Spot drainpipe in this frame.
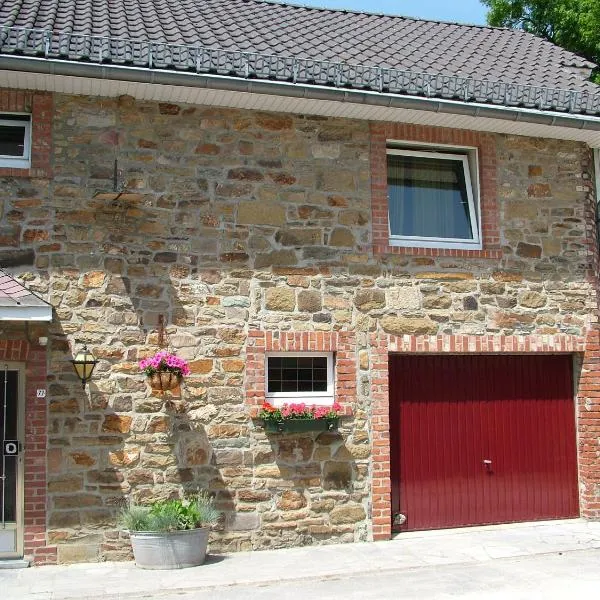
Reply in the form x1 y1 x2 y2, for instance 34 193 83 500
595 149 600 246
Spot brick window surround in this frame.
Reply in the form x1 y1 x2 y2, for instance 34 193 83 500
0 339 56 564
245 330 356 416
0 89 52 178
368 332 594 542
370 122 501 259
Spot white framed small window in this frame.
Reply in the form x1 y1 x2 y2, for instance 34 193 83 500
266 352 335 406
387 146 481 250
0 114 31 169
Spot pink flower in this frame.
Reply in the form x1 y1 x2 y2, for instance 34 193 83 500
139 351 190 377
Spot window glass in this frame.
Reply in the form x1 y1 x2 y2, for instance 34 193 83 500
388 153 473 241
267 356 329 394
0 124 26 157
0 116 31 168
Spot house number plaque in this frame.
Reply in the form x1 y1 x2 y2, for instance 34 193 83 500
3 440 19 456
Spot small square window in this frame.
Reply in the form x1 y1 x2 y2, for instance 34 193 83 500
266 353 334 405
387 147 481 250
0 115 31 169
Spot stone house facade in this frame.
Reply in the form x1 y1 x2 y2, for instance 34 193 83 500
1 1 600 566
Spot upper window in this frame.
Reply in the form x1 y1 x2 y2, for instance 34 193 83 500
266 353 334 406
387 147 481 250
0 114 31 169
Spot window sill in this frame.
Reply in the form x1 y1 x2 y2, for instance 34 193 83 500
373 242 502 259
0 166 49 178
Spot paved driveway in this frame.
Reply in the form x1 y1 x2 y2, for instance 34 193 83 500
1 519 599 599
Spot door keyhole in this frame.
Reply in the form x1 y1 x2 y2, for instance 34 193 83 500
483 459 493 473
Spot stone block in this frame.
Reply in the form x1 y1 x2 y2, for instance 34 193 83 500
298 290 322 312
102 415 132 434
528 183 551 197
276 228 322 246
516 242 542 258
518 291 547 308
329 227 355 247
188 359 213 374
387 288 420 310
228 168 264 181
255 250 298 268
48 475 83 493
82 271 106 288
381 315 437 335
237 202 286 226
265 287 296 311
329 504 366 524
276 438 314 463
108 449 140 467
57 543 100 564
323 461 353 490
354 289 385 311
277 490 307 510
227 512 260 531
423 293 452 309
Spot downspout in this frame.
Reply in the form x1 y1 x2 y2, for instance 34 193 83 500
595 149 600 247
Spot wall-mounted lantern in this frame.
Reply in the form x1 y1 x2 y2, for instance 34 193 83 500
71 344 98 388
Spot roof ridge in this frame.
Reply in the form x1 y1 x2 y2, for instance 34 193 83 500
251 0 507 31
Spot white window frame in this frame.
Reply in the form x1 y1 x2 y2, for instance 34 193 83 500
387 146 482 250
0 115 32 169
265 352 335 406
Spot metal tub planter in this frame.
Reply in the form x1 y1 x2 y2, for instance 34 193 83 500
129 528 210 569
120 494 220 570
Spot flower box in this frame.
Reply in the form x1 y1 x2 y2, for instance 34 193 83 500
262 417 339 434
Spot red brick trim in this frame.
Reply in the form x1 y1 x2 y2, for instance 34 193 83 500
0 89 53 179
245 330 356 416
368 331 589 541
579 328 600 519
0 339 56 564
370 122 500 258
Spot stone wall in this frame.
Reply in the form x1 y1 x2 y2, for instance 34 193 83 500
0 91 597 563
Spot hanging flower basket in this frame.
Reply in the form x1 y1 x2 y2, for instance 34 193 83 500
139 351 190 394
149 371 181 391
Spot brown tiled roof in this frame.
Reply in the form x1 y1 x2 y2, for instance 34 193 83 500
0 0 599 114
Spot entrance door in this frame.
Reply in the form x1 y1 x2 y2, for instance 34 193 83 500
0 369 22 558
390 355 579 532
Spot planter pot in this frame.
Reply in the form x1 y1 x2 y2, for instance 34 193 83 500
148 371 181 392
129 528 209 569
262 417 339 434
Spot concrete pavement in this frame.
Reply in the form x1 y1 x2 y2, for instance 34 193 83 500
2 519 599 599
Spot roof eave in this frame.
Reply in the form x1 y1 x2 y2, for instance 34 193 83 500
0 304 52 321
2 54 600 140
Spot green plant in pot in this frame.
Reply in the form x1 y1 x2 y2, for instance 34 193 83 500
119 493 221 569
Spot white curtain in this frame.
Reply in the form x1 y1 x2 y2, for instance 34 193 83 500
388 155 473 240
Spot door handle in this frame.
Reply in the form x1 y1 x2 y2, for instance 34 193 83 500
483 459 492 465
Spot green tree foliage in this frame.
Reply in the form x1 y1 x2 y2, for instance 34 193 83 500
482 0 600 81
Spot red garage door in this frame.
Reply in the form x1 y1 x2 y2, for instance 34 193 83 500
390 354 579 532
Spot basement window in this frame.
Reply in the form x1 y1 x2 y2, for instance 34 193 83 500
387 147 481 250
266 353 334 406
0 114 31 169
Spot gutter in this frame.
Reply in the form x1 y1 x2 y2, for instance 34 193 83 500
2 54 600 133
